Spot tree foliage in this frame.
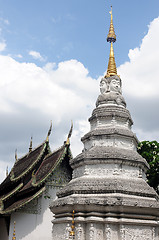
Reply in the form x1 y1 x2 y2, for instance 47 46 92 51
137 141 159 194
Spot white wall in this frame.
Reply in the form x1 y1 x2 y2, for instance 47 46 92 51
9 187 57 240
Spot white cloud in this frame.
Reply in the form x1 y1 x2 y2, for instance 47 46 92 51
0 56 98 183
16 54 23 58
0 17 9 25
118 17 159 99
29 50 45 61
118 17 159 142
0 41 6 52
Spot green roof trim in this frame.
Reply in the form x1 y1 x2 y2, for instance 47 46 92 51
1 183 23 202
1 186 46 215
32 145 68 187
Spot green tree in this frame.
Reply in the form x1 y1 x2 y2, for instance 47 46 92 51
137 141 159 194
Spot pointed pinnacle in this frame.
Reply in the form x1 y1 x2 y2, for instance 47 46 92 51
107 6 116 43
29 136 33 152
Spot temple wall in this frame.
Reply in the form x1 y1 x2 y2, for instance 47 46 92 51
9 187 58 240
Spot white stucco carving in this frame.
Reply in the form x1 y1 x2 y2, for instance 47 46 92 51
124 226 154 240
84 137 136 152
109 78 121 94
105 224 111 240
100 78 108 94
120 225 126 240
89 223 95 240
65 224 71 240
90 115 131 131
99 76 122 95
73 164 140 179
76 223 85 240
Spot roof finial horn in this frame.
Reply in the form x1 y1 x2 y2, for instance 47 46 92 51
29 136 33 152
46 120 52 142
66 120 73 145
15 149 18 162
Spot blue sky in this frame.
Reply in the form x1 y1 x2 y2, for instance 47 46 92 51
0 0 159 183
0 0 158 77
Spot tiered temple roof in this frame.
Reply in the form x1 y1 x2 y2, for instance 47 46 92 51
0 128 73 215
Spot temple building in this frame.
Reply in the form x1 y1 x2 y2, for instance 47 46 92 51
0 124 73 240
50 7 159 240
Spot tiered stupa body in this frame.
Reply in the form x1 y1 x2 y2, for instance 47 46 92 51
50 8 159 240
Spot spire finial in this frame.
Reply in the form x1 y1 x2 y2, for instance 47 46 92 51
107 6 116 43
29 136 33 152
105 6 117 77
12 221 16 240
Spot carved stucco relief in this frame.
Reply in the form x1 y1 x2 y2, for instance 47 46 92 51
73 164 139 179
76 223 85 240
65 223 72 240
105 224 111 240
124 226 154 240
89 223 95 240
120 225 126 240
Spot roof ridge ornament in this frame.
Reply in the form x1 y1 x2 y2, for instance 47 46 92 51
29 136 33 152
105 6 118 78
31 170 37 186
66 121 73 145
46 120 52 142
6 166 8 177
15 149 18 162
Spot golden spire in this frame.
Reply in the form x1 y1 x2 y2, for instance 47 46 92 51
106 42 117 77
29 136 33 152
70 210 75 238
105 6 117 77
12 221 16 240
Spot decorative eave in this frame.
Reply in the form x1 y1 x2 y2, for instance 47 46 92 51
0 183 23 202
0 186 46 215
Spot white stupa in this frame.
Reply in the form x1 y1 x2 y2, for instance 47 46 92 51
50 7 159 240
